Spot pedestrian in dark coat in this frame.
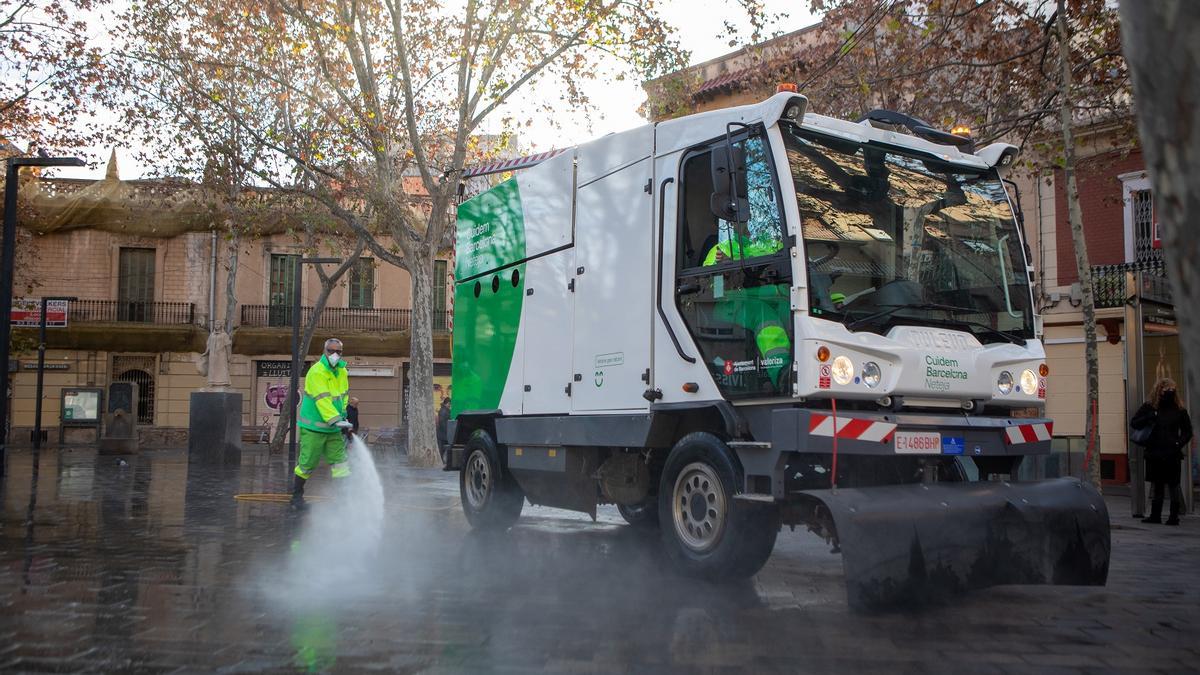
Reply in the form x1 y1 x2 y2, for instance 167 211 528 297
346 396 360 435
436 397 451 460
1130 377 1193 525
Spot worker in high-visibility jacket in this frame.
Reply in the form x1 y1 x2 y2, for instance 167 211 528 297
702 225 791 390
291 338 353 510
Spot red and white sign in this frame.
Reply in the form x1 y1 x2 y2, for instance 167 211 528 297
818 364 832 389
1004 422 1053 445
808 413 896 443
1037 377 1047 400
10 299 68 328
894 430 942 454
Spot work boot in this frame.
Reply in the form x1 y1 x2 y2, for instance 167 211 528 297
1167 499 1182 526
290 475 309 512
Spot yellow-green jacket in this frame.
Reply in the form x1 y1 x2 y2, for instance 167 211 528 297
298 354 349 433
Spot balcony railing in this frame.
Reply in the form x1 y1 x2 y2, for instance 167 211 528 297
66 300 198 325
240 305 451 332
1092 260 1168 309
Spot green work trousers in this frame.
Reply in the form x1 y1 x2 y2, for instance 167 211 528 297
295 428 350 479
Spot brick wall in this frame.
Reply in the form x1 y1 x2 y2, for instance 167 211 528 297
1054 150 1144 285
27 231 119 299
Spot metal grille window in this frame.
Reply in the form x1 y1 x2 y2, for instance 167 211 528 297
113 355 156 425
433 260 447 330
349 258 375 309
269 254 299 326
1132 190 1161 263
118 248 156 322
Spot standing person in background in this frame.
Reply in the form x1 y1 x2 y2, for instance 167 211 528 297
1131 377 1193 525
291 338 353 511
347 397 360 435
437 396 451 462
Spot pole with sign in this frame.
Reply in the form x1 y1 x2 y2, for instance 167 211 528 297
33 297 73 450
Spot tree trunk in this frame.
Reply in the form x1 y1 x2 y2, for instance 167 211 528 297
1119 1 1200 494
1057 3 1102 489
406 251 440 466
223 231 239 331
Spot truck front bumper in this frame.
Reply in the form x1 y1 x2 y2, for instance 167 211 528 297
767 408 1052 457
734 409 1053 499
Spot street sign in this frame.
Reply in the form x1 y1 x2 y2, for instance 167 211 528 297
10 299 68 327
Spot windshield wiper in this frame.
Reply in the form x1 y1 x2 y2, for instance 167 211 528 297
845 303 939 330
846 303 1026 345
927 315 1026 346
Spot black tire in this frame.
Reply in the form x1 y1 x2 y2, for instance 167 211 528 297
459 429 524 530
657 432 779 580
617 497 660 530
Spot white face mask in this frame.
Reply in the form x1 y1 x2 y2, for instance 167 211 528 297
327 353 341 366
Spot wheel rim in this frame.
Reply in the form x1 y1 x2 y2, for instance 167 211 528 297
671 462 726 552
465 450 491 510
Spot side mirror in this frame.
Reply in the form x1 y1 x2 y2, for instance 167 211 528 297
710 144 749 223
1003 178 1025 227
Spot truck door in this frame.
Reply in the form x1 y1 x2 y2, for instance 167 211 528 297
673 131 793 399
571 144 654 412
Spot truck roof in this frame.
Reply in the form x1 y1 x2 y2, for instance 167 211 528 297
462 92 1015 179
655 92 1011 170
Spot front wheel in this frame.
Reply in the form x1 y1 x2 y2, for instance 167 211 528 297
459 430 524 530
617 497 659 529
658 432 778 580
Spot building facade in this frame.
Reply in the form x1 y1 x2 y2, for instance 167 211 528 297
1015 125 1188 492
7 171 453 446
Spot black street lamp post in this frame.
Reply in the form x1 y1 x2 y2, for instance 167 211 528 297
1 156 84 476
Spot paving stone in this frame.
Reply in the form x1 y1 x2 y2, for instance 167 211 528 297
2 446 1198 673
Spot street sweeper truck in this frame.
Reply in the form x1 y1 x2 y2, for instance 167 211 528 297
444 91 1110 608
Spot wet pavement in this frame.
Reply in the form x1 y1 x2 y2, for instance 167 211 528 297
2 445 1199 674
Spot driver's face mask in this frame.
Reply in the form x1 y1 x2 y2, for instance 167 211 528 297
326 347 343 366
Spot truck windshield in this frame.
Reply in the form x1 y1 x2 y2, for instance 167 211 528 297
781 124 1034 343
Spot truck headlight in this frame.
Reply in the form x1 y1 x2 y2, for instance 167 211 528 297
1020 369 1037 395
861 361 881 388
997 370 1014 395
831 355 854 385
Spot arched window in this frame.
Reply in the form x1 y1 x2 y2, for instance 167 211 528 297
115 369 155 425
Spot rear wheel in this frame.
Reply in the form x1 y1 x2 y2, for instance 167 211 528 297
460 430 524 530
658 432 778 580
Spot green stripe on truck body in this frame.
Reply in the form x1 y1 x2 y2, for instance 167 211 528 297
451 179 527 418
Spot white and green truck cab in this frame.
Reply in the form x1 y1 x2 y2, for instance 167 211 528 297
446 92 1109 608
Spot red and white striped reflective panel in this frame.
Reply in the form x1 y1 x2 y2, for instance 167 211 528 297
1004 422 1053 445
809 414 897 443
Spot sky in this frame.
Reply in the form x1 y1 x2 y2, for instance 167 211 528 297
53 0 819 180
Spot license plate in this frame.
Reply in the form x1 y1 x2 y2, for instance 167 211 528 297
893 430 942 454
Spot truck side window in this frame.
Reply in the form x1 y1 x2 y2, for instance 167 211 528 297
675 132 792 399
678 136 784 271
